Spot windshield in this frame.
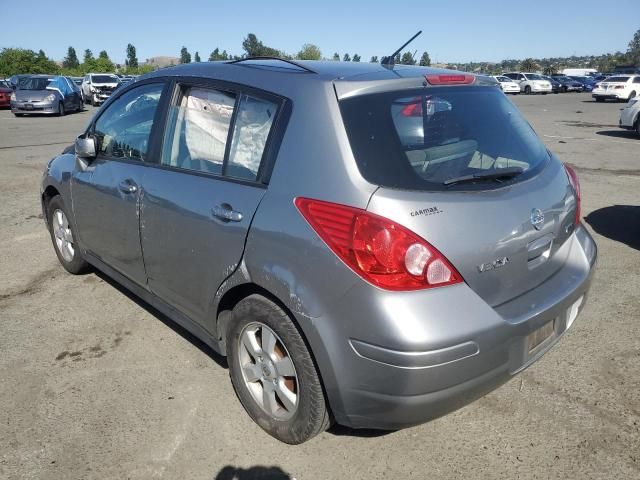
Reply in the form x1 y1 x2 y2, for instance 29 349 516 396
339 87 549 191
0 80 10 89
605 76 630 83
496 76 511 82
527 74 546 80
17 77 54 90
91 75 119 84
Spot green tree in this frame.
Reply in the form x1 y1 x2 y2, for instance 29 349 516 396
83 49 94 64
209 48 222 61
296 43 321 60
332 52 340 61
221 50 230 60
0 48 59 76
370 56 378 63
242 33 282 57
343 53 351 62
394 53 401 65
180 46 191 64
627 28 640 65
520 58 538 72
194 51 201 62
94 50 115 71
352 53 361 62
63 47 79 69
126 43 138 68
419 51 431 66
542 65 558 75
400 52 416 65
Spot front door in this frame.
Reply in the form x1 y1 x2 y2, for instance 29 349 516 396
71 82 166 286
140 84 281 326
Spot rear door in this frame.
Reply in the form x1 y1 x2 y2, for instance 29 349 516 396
140 80 283 325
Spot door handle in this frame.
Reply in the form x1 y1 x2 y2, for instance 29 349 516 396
212 204 243 222
118 179 138 194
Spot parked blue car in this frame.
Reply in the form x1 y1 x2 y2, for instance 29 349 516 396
568 76 596 92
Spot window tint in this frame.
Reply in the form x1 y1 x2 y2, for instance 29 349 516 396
94 82 163 161
227 94 277 181
340 87 549 191
607 76 630 83
162 87 236 175
633 77 640 84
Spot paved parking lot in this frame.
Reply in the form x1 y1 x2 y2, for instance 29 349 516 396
0 93 639 480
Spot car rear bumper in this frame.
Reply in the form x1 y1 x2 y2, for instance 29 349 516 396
592 92 624 99
304 225 597 430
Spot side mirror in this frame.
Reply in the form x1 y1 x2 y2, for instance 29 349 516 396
75 135 96 159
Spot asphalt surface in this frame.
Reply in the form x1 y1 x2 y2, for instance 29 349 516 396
0 93 639 480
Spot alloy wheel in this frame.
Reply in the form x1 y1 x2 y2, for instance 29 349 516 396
52 209 74 262
238 322 299 420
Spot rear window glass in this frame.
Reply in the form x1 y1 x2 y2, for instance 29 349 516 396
605 76 630 83
339 87 549 191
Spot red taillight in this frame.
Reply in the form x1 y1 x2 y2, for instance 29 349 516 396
400 98 422 117
425 74 475 85
294 197 462 291
564 164 581 225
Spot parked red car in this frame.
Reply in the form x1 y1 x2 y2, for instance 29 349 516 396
0 80 12 108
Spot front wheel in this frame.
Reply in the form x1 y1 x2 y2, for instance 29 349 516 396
91 95 98 107
47 196 89 274
57 102 65 116
595 97 605 103
524 85 532 95
226 294 330 444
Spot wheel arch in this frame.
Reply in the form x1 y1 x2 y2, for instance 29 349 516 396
41 185 61 224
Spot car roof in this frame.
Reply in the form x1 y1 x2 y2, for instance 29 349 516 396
141 59 480 100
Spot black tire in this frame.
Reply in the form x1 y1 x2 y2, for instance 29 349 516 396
636 118 640 138
57 102 65 117
562 86 568 93
226 294 330 444
595 97 605 103
91 95 97 107
524 85 532 95
13 113 24 117
47 196 89 274
629 91 637 101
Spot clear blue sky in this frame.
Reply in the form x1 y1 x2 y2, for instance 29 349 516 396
1 0 638 64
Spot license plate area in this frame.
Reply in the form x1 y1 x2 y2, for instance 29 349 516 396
24 103 34 110
527 320 555 354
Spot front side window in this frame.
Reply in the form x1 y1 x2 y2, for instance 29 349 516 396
93 83 163 161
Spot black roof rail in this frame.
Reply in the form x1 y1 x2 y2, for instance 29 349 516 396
227 56 317 74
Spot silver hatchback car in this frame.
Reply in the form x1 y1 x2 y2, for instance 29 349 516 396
41 59 597 444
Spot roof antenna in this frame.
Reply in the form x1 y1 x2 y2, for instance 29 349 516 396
381 30 422 69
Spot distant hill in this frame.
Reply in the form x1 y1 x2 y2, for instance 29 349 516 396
144 56 180 68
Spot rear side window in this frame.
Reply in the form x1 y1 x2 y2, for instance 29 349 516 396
227 94 277 181
339 87 550 191
162 87 236 175
162 86 278 181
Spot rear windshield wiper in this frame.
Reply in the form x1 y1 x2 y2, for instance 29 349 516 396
443 167 524 186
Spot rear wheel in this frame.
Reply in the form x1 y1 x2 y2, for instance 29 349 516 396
524 85 532 95
636 118 640 137
629 91 637 101
226 294 330 444
47 196 89 274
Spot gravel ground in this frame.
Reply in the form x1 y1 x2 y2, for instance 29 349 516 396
0 92 638 480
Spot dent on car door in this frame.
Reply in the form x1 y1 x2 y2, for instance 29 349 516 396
71 82 166 285
140 84 281 329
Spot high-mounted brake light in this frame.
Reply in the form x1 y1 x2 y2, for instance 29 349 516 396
294 198 462 291
564 164 581 225
425 74 475 85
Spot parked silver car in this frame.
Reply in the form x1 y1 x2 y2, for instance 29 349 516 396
41 59 597 444
11 75 83 116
